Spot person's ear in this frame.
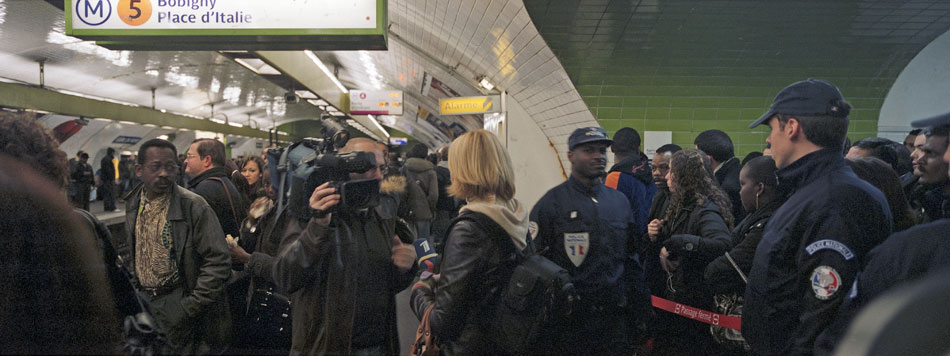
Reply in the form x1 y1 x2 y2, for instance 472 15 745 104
135 164 143 178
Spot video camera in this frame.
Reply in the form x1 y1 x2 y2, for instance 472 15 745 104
284 129 381 219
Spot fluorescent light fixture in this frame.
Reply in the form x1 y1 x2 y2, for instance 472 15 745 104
304 50 347 93
93 117 112 122
367 115 390 138
228 122 243 127
478 76 495 91
119 120 136 125
219 50 248 54
210 118 226 124
234 58 282 75
157 135 169 140
161 125 175 129
143 123 157 127
295 90 318 99
307 99 329 107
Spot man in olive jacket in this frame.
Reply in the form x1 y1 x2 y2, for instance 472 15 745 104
124 139 232 354
272 138 417 355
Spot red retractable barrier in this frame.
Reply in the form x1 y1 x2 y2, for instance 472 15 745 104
651 296 742 331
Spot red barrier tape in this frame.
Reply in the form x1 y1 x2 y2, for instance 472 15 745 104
651 296 742 331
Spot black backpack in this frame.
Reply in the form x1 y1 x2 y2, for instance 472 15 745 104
450 212 577 353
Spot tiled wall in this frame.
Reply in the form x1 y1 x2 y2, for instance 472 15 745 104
525 0 950 157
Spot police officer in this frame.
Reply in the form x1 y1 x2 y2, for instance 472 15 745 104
743 79 892 355
813 112 950 355
530 127 646 355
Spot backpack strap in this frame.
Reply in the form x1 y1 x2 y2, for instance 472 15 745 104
207 177 239 229
275 145 292 211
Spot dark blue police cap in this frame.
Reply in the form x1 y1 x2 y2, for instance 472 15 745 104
568 127 612 150
910 112 950 129
749 79 848 128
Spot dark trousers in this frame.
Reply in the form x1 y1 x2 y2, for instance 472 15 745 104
541 305 630 355
146 286 231 355
101 181 116 211
74 184 91 211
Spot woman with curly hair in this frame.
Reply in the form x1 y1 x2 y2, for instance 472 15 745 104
647 148 734 355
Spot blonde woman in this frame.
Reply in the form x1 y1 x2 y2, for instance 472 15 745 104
410 130 528 355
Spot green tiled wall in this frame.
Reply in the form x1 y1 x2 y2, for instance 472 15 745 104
525 0 947 157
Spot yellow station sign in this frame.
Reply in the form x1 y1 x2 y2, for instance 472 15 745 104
439 95 501 115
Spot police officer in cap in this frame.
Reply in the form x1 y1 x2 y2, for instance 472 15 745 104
742 79 892 355
530 127 647 355
813 111 950 355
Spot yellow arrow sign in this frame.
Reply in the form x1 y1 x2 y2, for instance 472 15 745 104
440 95 501 115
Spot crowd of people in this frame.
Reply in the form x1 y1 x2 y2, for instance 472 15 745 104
1 77 949 356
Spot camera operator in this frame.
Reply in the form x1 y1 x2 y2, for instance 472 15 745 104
271 138 417 355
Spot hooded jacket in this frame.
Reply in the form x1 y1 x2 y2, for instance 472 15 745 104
402 157 439 217
410 197 528 355
606 152 657 235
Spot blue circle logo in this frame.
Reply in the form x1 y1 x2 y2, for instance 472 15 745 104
76 0 112 26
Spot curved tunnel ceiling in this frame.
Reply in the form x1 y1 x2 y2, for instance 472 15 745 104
524 0 950 155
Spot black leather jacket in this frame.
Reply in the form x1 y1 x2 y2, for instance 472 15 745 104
410 212 518 355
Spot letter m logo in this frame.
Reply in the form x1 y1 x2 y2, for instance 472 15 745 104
76 0 112 26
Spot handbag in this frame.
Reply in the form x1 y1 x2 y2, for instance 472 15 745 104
244 284 292 348
710 252 752 353
409 305 439 356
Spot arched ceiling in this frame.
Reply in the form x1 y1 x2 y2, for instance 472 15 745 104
524 0 950 155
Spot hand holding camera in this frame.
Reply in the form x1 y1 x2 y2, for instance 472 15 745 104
308 182 340 227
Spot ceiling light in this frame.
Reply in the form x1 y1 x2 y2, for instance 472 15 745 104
228 122 243 127
143 123 157 127
210 118 226 124
367 115 390 138
93 117 112 122
477 76 495 91
161 125 175 129
119 120 136 125
157 135 169 140
295 90 317 99
304 50 348 94
307 99 329 107
234 58 282 75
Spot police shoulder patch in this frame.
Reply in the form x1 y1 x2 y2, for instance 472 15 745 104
805 239 855 260
528 221 538 240
811 265 841 300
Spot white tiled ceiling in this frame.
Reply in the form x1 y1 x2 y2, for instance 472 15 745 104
324 0 595 164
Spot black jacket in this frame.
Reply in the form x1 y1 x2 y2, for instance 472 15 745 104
410 212 518 355
813 218 950 355
743 149 892 356
100 154 116 183
187 166 247 237
715 157 744 222
650 198 732 308
705 198 783 295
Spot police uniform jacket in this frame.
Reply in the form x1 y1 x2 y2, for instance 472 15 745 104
813 218 950 355
530 176 638 307
743 148 892 356
705 198 783 295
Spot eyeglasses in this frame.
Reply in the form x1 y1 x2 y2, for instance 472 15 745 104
185 153 199 159
145 163 179 173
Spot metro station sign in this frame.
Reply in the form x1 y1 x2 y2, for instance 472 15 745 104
65 0 387 50
349 90 403 116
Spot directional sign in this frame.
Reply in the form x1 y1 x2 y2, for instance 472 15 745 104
66 0 387 50
350 90 403 115
439 96 501 115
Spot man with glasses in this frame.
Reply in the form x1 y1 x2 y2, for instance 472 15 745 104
125 138 232 353
183 138 247 239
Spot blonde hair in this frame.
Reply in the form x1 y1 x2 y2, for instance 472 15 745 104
448 130 515 201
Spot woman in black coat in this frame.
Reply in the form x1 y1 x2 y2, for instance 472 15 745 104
409 130 529 355
646 149 734 355
705 155 782 295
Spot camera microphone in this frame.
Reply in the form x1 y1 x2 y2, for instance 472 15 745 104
413 238 440 273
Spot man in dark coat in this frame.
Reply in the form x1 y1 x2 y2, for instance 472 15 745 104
695 129 744 221
605 127 657 236
271 138 416 355
125 139 232 354
183 138 247 238
100 147 118 212
743 79 892 355
71 152 95 211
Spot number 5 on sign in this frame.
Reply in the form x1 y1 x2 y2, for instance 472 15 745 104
118 0 152 26
563 232 589 267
